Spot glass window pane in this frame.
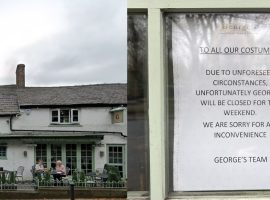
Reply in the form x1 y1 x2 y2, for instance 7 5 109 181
128 14 149 191
35 144 47 167
165 13 270 192
0 146 6 157
81 144 93 174
52 110 58 122
60 109 70 123
66 144 77 175
51 144 62 165
108 145 124 176
72 110 79 122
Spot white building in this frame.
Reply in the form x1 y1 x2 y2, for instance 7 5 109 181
0 64 127 180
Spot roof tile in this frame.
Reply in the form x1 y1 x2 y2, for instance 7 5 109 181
0 84 126 114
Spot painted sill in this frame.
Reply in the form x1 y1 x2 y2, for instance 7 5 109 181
49 123 82 127
0 157 7 160
167 191 270 199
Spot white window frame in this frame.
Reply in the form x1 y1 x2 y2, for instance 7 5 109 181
60 109 71 124
71 109 79 123
107 144 125 178
51 109 60 123
51 108 79 124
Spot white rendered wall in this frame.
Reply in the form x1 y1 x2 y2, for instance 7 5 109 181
11 107 127 136
94 134 127 177
0 107 127 179
0 117 12 134
0 143 34 180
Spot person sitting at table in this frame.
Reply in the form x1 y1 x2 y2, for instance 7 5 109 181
34 159 46 177
35 159 45 172
53 160 66 182
56 160 66 175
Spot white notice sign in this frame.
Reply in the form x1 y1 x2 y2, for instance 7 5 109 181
172 14 270 191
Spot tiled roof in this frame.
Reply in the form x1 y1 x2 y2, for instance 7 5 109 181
0 85 19 115
0 84 127 114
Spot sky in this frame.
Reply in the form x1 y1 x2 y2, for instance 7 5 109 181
0 0 126 86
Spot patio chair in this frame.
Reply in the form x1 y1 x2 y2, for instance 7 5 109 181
61 167 71 182
16 166 24 182
30 165 35 178
95 168 108 182
66 167 70 176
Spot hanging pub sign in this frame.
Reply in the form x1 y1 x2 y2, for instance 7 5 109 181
171 14 270 191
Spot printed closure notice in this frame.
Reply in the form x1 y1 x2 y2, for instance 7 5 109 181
172 14 270 191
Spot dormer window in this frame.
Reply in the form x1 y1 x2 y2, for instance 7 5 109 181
51 109 79 124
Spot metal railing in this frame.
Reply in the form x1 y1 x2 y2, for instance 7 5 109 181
35 179 127 188
0 183 17 190
0 177 127 190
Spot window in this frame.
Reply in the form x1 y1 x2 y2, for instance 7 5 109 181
128 13 149 190
60 109 70 123
72 109 79 123
51 109 79 124
165 13 270 192
0 145 7 159
66 144 77 175
35 144 47 167
51 144 62 168
108 145 125 177
81 144 93 174
52 110 59 123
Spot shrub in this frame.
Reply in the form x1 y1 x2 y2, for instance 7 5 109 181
105 165 121 182
9 171 16 184
79 171 85 182
1 173 6 184
43 171 51 182
72 169 78 183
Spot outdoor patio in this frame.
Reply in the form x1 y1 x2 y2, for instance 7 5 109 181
0 165 127 198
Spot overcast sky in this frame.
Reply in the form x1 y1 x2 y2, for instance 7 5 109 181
0 0 126 86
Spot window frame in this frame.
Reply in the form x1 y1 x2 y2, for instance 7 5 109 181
35 144 47 167
129 1 270 199
81 144 94 174
0 145 7 160
107 144 125 178
51 109 60 123
51 144 62 165
71 109 79 123
66 144 77 175
50 108 79 125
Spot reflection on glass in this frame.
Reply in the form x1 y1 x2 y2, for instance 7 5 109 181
60 109 70 123
128 14 149 191
165 13 270 191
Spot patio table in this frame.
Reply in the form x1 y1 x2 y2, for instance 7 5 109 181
51 171 66 181
87 172 108 182
86 172 96 178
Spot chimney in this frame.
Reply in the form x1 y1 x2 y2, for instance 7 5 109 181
16 64 25 88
